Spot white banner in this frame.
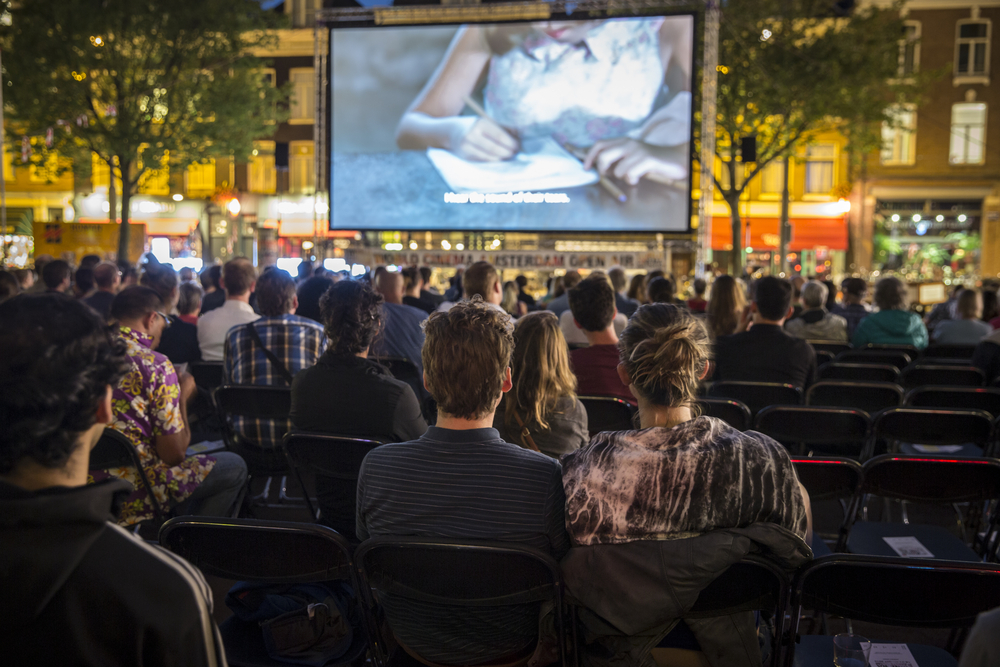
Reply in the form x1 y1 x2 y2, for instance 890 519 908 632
347 249 666 271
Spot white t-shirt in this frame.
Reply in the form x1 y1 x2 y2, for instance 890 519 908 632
196 299 260 362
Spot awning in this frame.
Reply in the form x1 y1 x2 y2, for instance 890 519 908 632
710 216 847 252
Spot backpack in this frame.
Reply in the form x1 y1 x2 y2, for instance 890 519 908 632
225 581 358 666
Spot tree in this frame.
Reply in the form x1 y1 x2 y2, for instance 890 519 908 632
1 0 289 262
705 0 928 275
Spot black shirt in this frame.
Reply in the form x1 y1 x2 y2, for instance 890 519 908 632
199 289 225 315
156 315 201 365
713 323 817 389
403 294 436 315
83 290 115 320
290 352 427 539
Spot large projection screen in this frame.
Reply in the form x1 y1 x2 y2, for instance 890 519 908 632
330 12 695 233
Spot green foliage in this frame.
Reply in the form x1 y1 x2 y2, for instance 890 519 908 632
0 0 290 259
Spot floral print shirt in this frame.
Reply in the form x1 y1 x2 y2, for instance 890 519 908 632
90 325 216 524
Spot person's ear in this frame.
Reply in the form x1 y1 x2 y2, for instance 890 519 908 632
785 305 794 319
573 317 583 331
699 360 711 381
95 385 113 425
291 295 299 313
501 366 513 393
750 302 759 314
142 310 157 331
422 371 430 393
617 363 631 387
250 280 257 294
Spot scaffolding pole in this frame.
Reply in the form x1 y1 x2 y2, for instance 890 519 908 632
695 1 719 279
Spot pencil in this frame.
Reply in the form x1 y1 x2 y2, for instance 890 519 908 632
462 96 628 204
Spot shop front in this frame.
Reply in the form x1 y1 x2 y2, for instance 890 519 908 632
872 199 981 283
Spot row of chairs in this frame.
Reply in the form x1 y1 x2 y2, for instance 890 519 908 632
810 341 978 366
157 516 1000 667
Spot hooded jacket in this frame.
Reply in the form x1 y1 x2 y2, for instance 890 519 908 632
784 309 848 343
0 478 226 666
850 309 928 350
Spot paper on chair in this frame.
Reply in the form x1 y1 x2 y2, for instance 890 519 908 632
882 536 934 558
910 444 965 454
868 643 919 667
427 137 600 194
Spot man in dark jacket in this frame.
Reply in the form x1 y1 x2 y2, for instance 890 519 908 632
0 294 226 666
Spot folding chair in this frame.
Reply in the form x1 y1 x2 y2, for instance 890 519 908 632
754 406 871 459
924 344 978 362
835 349 912 371
791 458 863 555
863 343 921 356
900 364 986 389
159 517 369 667
189 361 225 390
809 341 852 358
813 350 835 366
905 386 1000 419
873 407 994 458
686 556 791 667
805 380 903 415
697 398 752 431
282 432 385 539
373 356 433 420
786 555 1000 667
355 536 571 667
707 381 802 417
579 396 636 436
817 362 899 384
845 455 1000 562
89 427 165 522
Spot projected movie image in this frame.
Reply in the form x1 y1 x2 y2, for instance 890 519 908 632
331 15 694 232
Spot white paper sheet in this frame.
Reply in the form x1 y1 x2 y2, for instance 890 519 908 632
868 643 919 667
427 137 600 194
882 536 934 558
910 444 965 454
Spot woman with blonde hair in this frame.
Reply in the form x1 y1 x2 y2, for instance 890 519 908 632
706 274 746 338
494 311 588 458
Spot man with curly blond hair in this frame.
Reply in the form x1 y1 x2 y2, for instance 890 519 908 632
356 298 570 665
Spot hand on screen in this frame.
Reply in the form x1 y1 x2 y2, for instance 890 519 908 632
583 138 688 185
451 118 520 162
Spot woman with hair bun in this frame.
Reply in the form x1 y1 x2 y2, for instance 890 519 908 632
290 279 427 540
559 304 812 664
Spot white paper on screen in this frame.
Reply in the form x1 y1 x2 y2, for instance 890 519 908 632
910 444 965 454
427 137 600 194
882 536 934 558
868 642 919 667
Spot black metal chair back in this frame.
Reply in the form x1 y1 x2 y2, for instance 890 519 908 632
282 432 384 523
579 396 635 436
810 341 852 357
872 407 994 456
697 398 752 431
189 361 225 390
214 385 293 474
754 406 871 457
356 537 569 667
806 380 903 414
863 343 921 356
861 454 1000 505
707 381 802 417
899 364 985 389
905 386 1000 418
924 344 978 361
792 457 863 552
373 355 424 395
814 350 835 366
89 428 165 520
836 349 912 371
818 362 900 384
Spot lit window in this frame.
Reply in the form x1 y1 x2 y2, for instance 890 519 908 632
289 141 315 194
804 144 835 194
899 21 920 77
956 20 990 78
186 160 217 197
289 68 315 124
881 106 917 166
249 141 276 194
290 0 320 28
760 160 786 195
950 102 987 164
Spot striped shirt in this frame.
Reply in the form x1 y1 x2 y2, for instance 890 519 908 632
223 314 326 449
356 427 569 664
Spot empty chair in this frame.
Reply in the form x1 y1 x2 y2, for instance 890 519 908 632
924 343 978 361
579 396 636 436
873 407 994 458
283 432 384 540
786 555 1000 667
813 350 835 366
89 428 165 521
845 455 1000 561
754 406 871 458
707 381 802 417
809 341 851 357
836 349 912 371
899 363 985 389
158 517 369 667
817 362 900 384
805 380 903 415
791 457 863 554
356 536 570 667
905 386 1000 418
697 398 752 431
188 361 224 390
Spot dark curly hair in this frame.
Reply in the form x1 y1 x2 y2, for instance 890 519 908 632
320 279 383 356
0 294 130 474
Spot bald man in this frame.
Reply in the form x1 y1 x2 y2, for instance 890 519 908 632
373 270 428 377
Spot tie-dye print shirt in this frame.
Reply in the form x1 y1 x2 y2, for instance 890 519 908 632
562 416 807 545
90 325 216 524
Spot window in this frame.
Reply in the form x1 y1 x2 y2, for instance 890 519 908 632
261 68 277 124
881 105 917 166
249 141 276 194
950 102 987 164
804 144 835 194
899 21 920 77
289 0 321 28
186 160 217 197
289 141 315 194
760 160 787 195
289 68 315 124
956 20 990 79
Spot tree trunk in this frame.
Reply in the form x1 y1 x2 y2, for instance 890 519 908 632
117 158 131 264
726 193 743 276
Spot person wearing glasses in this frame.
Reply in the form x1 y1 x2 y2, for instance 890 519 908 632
92 286 247 525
